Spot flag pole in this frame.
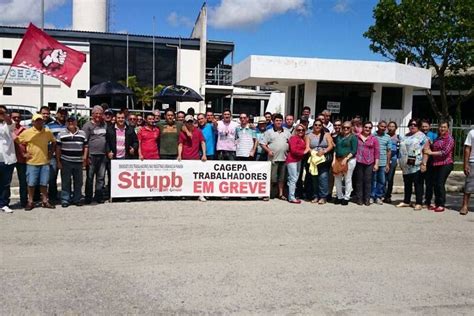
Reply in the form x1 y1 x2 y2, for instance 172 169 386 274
40 0 44 108
0 64 13 91
152 16 156 111
126 32 130 108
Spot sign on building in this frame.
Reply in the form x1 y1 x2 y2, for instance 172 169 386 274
326 101 341 114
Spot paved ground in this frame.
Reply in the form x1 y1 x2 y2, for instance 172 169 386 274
1 194 473 315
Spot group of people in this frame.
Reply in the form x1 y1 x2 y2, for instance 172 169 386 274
0 104 472 215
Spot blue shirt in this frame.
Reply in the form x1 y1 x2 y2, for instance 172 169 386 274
199 123 216 156
426 131 438 143
373 132 391 166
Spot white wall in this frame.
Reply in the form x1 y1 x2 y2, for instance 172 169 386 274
303 81 317 117
176 48 203 113
0 37 90 110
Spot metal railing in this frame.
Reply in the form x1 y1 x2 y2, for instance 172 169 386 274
206 65 232 86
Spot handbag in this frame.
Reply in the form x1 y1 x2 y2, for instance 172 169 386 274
332 157 348 176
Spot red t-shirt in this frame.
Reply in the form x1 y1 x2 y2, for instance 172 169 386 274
137 126 160 159
179 128 204 160
286 135 306 163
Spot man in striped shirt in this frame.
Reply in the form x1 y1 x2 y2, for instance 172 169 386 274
235 112 257 160
56 115 88 208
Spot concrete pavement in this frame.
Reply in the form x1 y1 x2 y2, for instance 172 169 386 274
1 194 473 314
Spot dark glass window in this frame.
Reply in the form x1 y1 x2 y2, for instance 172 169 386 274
2 87 12 95
77 90 86 98
48 102 57 111
2 49 12 59
381 87 403 109
297 84 305 115
289 86 296 116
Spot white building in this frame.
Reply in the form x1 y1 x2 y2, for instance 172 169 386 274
233 55 432 124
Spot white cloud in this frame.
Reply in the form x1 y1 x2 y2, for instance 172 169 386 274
208 0 310 29
0 0 67 27
166 11 194 28
332 0 351 14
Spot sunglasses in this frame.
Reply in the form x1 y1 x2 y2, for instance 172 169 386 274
314 124 322 127
296 129 304 132
409 123 417 127
343 127 351 130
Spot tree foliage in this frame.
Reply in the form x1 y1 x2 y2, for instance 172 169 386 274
119 76 165 109
364 0 474 120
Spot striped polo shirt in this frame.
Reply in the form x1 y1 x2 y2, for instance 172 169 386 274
235 126 256 157
57 128 88 163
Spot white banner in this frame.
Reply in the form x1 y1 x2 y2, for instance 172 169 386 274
111 160 271 198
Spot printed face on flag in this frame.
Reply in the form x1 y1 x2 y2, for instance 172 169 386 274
11 23 86 87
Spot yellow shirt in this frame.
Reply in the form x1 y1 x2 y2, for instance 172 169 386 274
17 127 56 165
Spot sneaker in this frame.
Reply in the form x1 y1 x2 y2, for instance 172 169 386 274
384 197 392 204
369 198 375 204
396 202 411 208
334 198 341 205
365 200 371 206
414 204 423 211
2 206 13 213
376 198 383 205
198 196 207 202
434 206 445 212
74 201 84 207
61 203 69 208
341 199 349 206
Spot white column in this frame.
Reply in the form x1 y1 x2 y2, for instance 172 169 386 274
370 83 382 123
401 86 413 125
304 81 317 117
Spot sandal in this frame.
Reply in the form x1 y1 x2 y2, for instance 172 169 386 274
318 199 326 205
311 199 318 203
459 208 468 215
278 195 287 201
42 201 56 209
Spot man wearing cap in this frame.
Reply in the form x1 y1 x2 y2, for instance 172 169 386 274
16 113 56 210
104 109 115 128
82 105 107 204
46 107 68 202
255 119 268 161
56 115 88 207
0 105 17 213
178 115 207 201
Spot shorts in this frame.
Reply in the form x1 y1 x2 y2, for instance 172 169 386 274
26 164 50 187
465 162 474 194
271 161 287 183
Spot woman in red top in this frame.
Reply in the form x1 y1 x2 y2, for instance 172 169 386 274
137 114 160 160
422 120 455 212
286 124 310 204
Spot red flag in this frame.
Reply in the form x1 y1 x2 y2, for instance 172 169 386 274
11 23 86 87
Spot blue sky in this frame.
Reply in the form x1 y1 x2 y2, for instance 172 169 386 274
2 0 382 64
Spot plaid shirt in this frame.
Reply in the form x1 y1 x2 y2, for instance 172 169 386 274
356 134 380 165
431 133 455 166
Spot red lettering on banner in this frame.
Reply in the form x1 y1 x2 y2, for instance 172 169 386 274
194 181 214 193
219 181 267 194
117 171 183 191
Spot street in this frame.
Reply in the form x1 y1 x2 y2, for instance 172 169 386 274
1 194 473 315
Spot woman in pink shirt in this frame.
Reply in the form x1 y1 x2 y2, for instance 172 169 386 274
286 124 310 204
422 120 455 212
354 121 380 206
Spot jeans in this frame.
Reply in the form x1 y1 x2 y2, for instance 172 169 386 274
311 163 330 200
371 166 386 199
422 160 434 205
335 158 356 201
48 158 59 201
403 171 423 205
26 164 49 186
355 162 374 203
385 156 397 200
85 154 106 202
16 163 27 207
433 164 453 207
287 162 301 201
217 150 236 161
61 160 84 204
0 162 15 208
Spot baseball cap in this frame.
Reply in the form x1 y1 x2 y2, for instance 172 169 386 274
67 115 77 121
32 114 43 121
185 115 194 122
257 119 267 124
57 107 68 113
104 109 114 115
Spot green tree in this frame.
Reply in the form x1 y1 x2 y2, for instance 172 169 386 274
364 0 474 120
119 76 165 109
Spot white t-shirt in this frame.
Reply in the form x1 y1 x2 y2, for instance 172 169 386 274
464 129 474 162
0 122 17 165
